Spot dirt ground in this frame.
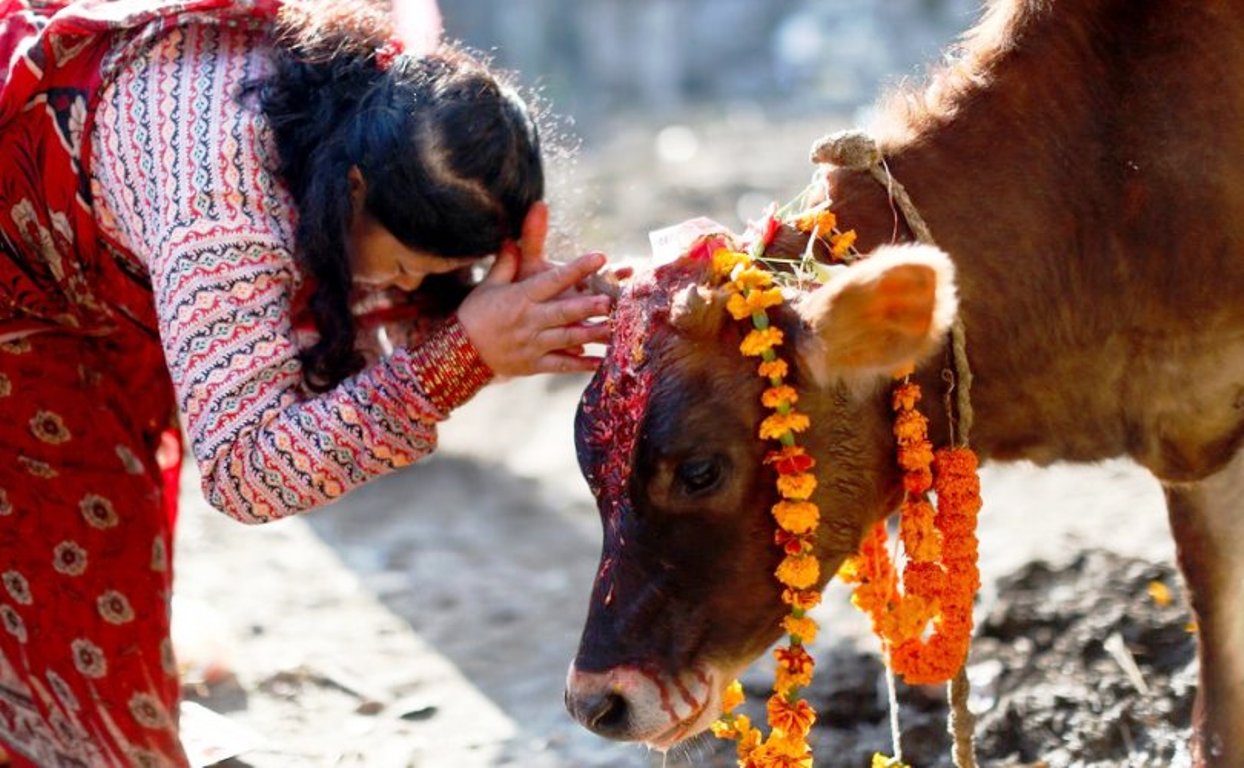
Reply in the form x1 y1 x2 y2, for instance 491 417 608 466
172 113 1192 768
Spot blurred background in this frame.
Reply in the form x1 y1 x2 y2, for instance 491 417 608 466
173 2 1175 767
442 0 979 259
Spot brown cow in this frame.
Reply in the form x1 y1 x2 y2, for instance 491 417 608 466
564 0 1244 764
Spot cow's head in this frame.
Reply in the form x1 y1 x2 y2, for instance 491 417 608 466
566 227 958 748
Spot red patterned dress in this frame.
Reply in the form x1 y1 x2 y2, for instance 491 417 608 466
0 2 485 765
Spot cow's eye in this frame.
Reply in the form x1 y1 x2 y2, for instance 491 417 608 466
675 456 723 496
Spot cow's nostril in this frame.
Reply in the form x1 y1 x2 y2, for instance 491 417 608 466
587 691 628 735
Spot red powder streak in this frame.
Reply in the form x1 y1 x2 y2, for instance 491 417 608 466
580 252 720 528
672 677 700 712
639 667 680 723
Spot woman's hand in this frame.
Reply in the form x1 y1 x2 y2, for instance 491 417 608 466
457 248 613 376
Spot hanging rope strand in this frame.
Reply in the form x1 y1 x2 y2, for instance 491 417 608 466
813 129 979 768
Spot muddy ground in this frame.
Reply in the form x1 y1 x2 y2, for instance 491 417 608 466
173 112 1193 768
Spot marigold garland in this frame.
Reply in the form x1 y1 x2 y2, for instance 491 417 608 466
708 232 825 768
706 204 868 767
704 199 980 768
836 381 983 685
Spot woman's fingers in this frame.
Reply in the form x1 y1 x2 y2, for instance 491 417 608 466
520 201 549 266
511 201 551 281
499 239 522 264
536 321 612 351
458 241 620 377
481 246 520 286
524 252 607 302
539 293 611 328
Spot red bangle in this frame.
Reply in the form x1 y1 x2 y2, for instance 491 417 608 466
404 316 493 414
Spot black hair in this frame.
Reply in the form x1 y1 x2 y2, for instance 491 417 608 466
250 1 544 391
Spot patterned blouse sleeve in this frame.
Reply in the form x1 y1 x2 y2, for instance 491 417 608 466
90 23 492 523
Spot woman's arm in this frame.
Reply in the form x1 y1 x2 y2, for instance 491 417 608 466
92 22 490 523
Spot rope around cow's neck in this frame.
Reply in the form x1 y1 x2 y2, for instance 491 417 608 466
812 130 979 768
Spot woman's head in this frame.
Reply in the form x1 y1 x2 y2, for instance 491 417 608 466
254 0 544 390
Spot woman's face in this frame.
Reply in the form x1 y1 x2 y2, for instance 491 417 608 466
348 209 478 292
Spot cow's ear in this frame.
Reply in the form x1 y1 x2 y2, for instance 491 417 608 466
794 244 958 385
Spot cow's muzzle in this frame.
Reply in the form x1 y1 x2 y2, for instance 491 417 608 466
564 661 721 748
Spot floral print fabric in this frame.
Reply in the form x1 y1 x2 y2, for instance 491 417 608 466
0 1 485 763
0 330 184 767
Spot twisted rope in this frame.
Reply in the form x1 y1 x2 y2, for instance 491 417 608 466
812 129 978 768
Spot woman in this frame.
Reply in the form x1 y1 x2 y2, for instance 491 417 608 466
0 0 613 765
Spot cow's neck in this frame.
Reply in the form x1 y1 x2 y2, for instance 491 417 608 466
829 0 1244 480
830 0 1140 468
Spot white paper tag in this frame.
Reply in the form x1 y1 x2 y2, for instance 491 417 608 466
647 217 732 265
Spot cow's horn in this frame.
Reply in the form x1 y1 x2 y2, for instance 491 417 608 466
585 270 623 300
669 284 725 337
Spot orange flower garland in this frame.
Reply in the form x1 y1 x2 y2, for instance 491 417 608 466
702 199 981 767
837 381 983 685
708 244 821 768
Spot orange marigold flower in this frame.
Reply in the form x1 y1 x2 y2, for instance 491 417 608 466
776 554 820 589
772 500 819 535
899 498 941 562
836 555 863 583
898 442 934 472
893 409 928 445
726 292 752 321
879 593 937 645
935 469 982 501
712 249 749 278
781 588 822 610
774 644 815 676
939 526 979 558
942 564 981 597
740 327 784 357
850 584 889 623
759 411 811 441
891 630 971 685
758 358 789 380
735 715 761 759
776 472 817 500
721 679 745 714
775 662 814 693
892 382 921 412
711 719 738 739
745 737 813 768
902 560 946 599
782 615 819 645
767 695 816 738
830 229 857 259
733 266 774 293
776 642 816 687
761 385 799 410
794 208 836 235
903 467 933 495
727 287 785 321
933 446 980 482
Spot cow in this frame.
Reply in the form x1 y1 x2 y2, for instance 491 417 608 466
563 0 1244 765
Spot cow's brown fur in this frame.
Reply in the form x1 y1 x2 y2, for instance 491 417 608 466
568 1 1244 763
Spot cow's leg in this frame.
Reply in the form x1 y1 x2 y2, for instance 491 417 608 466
1164 449 1244 767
